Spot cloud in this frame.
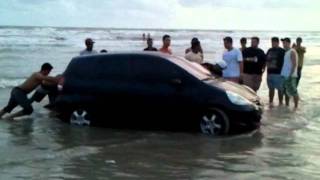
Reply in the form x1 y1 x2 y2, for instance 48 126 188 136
0 1 167 27
175 0 320 30
178 0 320 9
0 0 319 30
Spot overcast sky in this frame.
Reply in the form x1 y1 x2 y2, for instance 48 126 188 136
0 0 319 31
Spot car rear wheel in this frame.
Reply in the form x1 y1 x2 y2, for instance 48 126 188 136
200 108 230 136
70 109 91 126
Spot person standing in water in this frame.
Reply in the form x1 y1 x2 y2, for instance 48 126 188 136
242 37 267 92
142 33 147 41
0 63 59 120
144 38 158 51
294 37 306 86
185 37 204 64
266 37 286 107
281 38 299 109
80 38 98 56
159 34 172 55
240 37 247 52
222 37 243 83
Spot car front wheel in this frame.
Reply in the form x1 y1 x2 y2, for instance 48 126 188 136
200 108 230 136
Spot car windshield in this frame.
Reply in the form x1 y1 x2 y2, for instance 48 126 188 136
167 56 214 80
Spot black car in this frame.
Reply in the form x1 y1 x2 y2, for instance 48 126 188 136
45 52 262 135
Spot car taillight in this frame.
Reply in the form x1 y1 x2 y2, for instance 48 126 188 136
58 77 65 91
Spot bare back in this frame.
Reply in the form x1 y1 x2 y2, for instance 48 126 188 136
18 72 43 94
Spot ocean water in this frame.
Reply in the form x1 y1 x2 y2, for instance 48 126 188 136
0 26 320 179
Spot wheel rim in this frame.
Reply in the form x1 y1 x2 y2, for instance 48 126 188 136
200 113 224 135
70 110 91 126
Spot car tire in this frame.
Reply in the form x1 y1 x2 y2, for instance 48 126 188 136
70 109 91 126
200 108 230 136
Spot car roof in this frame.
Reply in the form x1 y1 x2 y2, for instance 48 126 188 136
74 51 170 59
72 52 211 80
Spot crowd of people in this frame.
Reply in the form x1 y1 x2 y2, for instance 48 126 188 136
0 34 306 120
224 36 305 109
141 34 306 109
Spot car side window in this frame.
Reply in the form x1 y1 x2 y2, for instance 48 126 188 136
130 55 184 83
96 55 130 80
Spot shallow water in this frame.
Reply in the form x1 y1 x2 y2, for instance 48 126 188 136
0 27 320 179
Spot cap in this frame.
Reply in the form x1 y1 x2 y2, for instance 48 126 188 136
281 37 291 43
271 37 279 42
191 38 200 46
191 37 200 43
214 60 227 69
85 38 95 44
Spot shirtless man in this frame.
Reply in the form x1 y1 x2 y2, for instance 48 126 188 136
159 34 172 55
0 63 59 119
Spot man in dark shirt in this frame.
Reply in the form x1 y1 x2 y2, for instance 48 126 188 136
242 37 267 92
144 38 157 51
266 37 286 107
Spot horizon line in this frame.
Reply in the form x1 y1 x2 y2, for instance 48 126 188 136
0 25 319 33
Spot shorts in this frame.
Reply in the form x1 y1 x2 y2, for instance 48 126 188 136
283 77 298 97
30 84 58 104
267 74 284 91
242 74 262 92
3 87 33 115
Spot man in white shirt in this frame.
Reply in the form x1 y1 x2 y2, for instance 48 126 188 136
281 37 299 109
222 37 243 83
80 38 98 56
